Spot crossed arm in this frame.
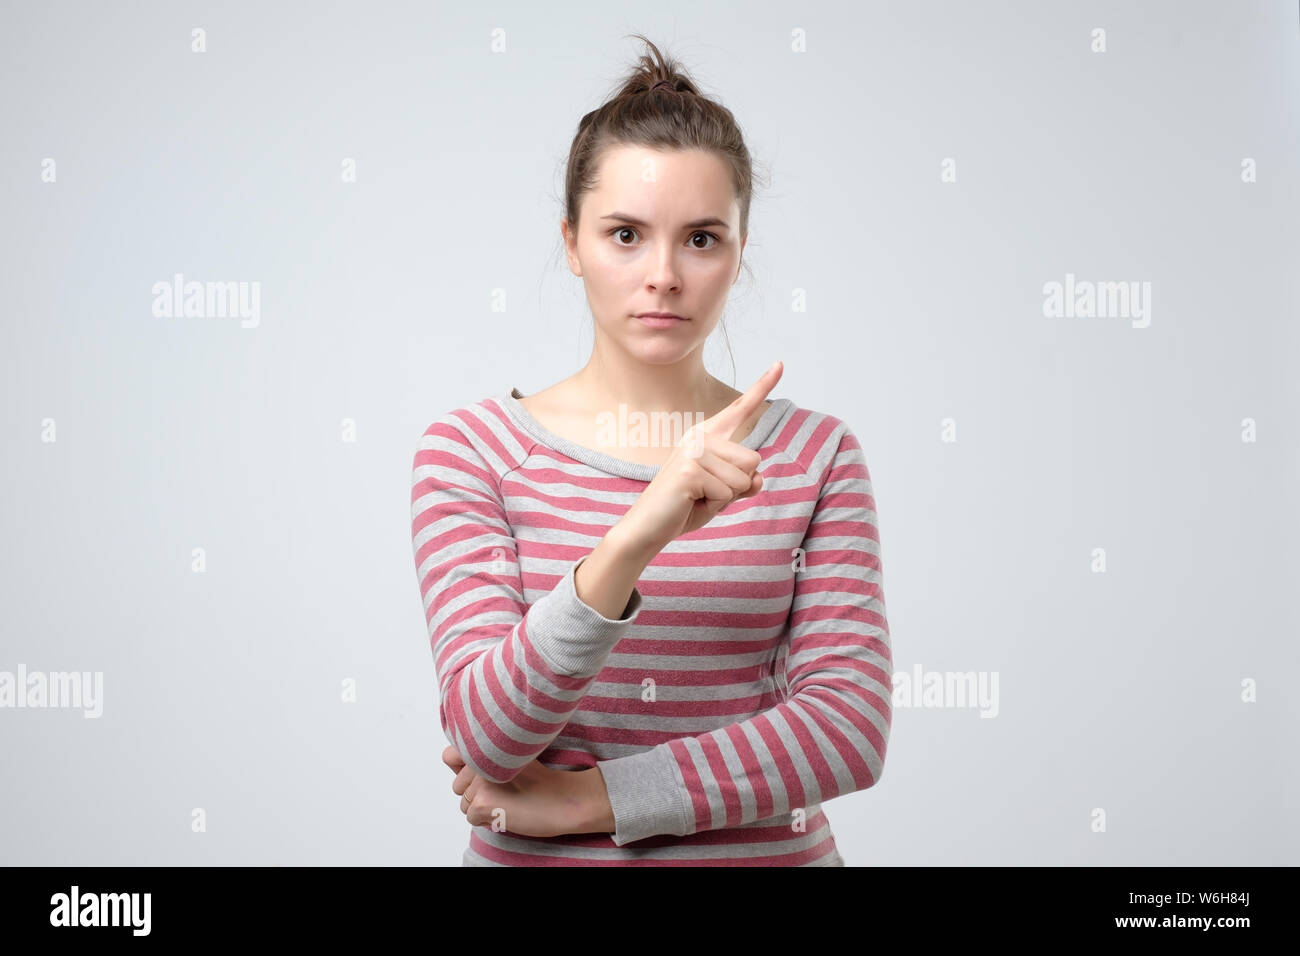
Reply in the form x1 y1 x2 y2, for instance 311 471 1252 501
415 414 891 845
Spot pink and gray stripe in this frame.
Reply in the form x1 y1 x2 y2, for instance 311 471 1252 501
410 389 892 866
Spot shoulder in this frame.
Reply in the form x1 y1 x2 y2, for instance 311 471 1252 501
775 401 870 482
411 395 528 479
415 395 503 442
777 399 855 448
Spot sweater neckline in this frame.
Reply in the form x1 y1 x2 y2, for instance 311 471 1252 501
498 387 792 481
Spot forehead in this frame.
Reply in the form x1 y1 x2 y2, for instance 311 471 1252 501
588 145 736 216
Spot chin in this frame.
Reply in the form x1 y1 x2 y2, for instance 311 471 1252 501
622 338 696 361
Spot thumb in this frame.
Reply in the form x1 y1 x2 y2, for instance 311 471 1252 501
738 471 763 498
721 471 764 507
442 746 465 771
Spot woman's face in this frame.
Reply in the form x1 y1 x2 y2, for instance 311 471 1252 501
563 145 747 364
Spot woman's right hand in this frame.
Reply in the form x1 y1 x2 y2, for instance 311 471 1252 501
616 360 784 558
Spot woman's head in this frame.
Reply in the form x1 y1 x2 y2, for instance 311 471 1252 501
560 36 759 374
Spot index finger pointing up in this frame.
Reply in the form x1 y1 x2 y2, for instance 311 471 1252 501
701 360 783 441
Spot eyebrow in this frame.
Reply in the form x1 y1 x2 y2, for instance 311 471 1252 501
600 212 731 231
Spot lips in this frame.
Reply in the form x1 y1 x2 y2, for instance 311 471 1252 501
635 312 688 329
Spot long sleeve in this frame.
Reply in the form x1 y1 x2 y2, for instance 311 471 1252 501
595 423 892 846
410 412 645 784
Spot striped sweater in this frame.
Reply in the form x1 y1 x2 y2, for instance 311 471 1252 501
409 387 892 866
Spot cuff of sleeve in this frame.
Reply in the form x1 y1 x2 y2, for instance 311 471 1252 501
524 554 643 677
596 743 693 846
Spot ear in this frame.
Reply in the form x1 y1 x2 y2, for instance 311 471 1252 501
735 232 748 282
561 219 583 277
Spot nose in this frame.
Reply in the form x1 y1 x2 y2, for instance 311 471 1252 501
645 245 681 293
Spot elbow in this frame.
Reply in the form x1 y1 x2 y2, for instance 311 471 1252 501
870 732 891 788
856 711 890 792
849 750 888 795
868 754 888 789
447 746 520 786
441 723 525 786
439 692 530 785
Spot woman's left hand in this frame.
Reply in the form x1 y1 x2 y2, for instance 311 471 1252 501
442 745 609 838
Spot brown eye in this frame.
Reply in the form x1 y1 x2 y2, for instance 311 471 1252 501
613 227 638 244
690 232 719 249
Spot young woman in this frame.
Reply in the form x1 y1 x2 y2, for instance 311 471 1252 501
410 36 892 866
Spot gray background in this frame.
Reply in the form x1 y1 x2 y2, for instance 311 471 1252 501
1 0 1296 865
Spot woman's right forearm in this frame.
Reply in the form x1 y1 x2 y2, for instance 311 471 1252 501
574 522 661 620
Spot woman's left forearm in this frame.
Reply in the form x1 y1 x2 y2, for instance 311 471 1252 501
572 767 616 834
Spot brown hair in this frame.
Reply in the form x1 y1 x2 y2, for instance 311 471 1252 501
561 35 766 383
564 34 759 238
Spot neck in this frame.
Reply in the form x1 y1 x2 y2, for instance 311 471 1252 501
573 340 730 417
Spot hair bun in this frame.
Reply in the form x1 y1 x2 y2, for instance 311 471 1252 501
564 33 759 258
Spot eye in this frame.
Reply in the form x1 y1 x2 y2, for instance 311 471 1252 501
608 227 721 250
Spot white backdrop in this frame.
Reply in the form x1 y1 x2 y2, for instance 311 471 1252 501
1 0 1296 865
